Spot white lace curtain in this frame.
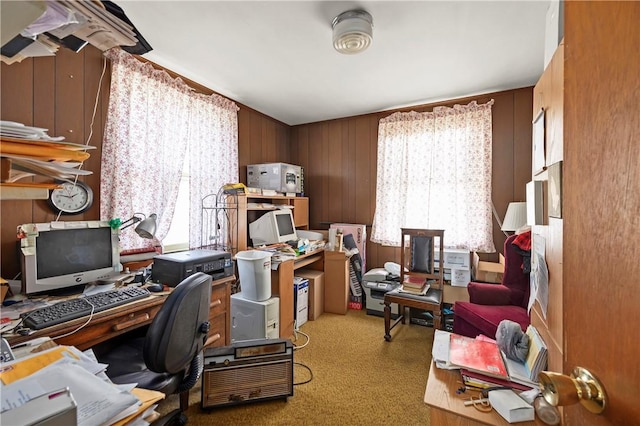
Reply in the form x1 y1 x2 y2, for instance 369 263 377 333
101 49 238 251
371 100 496 252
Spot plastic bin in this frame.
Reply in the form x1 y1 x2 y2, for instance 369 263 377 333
236 250 272 301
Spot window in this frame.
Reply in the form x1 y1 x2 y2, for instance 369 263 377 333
162 155 189 253
371 100 496 252
100 49 239 252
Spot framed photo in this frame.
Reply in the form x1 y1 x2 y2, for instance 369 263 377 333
548 161 562 218
532 109 546 175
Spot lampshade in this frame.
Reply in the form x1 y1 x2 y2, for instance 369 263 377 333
332 9 373 54
501 202 527 232
135 213 157 239
120 213 157 239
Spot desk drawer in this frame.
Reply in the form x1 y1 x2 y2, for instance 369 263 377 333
210 285 227 317
56 302 162 350
208 312 227 348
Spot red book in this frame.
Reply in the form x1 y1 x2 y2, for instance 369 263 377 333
403 275 426 288
448 333 508 379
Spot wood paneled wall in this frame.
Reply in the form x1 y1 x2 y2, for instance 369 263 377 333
1 45 531 282
0 46 289 280
289 88 534 269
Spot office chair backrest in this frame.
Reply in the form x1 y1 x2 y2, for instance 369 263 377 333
144 272 212 374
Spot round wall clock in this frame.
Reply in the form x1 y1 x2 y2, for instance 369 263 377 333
48 181 94 215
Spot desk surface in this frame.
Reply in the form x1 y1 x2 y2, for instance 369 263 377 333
5 294 166 350
424 361 543 425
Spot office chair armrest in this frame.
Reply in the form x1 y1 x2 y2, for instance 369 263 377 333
467 282 512 305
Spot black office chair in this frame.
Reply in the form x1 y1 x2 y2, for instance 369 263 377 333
95 272 212 425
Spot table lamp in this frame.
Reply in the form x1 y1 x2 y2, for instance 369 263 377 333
501 202 527 233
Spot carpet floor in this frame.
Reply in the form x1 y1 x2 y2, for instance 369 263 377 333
158 308 435 425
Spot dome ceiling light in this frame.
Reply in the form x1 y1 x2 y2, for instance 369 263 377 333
332 9 373 54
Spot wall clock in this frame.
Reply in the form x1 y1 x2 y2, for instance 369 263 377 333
48 181 93 215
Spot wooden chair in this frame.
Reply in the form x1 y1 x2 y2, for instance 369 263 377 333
384 228 445 341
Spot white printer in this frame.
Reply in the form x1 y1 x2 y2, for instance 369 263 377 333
362 267 400 318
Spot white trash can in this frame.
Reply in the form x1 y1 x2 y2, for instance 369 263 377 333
236 250 272 301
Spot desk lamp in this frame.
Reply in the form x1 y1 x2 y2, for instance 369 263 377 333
120 213 157 239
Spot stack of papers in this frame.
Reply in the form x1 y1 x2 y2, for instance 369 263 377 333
431 330 540 391
0 121 94 197
0 345 164 425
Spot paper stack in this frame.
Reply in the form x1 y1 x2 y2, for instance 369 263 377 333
0 344 164 425
0 120 94 199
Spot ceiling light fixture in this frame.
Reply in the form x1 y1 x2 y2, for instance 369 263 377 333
332 9 373 54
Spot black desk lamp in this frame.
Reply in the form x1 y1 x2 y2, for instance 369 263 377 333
121 213 157 239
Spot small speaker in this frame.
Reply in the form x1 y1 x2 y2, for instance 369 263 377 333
201 339 293 409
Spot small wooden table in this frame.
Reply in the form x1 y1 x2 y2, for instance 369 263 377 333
424 361 543 425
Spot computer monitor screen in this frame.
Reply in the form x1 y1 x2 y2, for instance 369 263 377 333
249 209 298 246
20 221 120 295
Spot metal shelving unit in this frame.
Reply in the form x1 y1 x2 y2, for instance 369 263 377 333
201 187 239 254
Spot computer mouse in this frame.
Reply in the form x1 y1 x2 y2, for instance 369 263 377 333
147 283 164 293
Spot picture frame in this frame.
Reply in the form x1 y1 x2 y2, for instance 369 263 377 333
532 109 546 175
548 161 562 218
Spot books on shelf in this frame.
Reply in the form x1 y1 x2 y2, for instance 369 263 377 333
448 333 509 379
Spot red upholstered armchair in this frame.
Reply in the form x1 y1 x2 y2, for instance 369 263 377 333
452 231 531 339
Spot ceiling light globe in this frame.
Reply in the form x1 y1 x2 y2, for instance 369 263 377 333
332 10 373 54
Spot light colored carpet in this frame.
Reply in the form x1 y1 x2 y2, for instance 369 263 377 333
159 309 434 425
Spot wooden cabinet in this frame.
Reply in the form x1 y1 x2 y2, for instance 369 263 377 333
323 251 350 314
206 275 234 347
236 194 309 252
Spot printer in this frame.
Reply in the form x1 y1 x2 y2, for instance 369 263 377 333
152 249 233 287
362 268 400 318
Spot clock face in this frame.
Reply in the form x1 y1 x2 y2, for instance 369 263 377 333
49 181 93 215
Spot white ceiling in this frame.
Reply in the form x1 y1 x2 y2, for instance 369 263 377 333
119 1 550 126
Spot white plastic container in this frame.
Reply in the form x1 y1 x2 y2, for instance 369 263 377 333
236 250 272 301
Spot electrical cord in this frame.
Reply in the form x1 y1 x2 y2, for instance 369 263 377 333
292 329 310 350
293 362 313 385
291 328 312 385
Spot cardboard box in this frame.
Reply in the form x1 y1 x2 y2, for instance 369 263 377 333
450 268 472 287
296 269 324 320
435 248 471 270
324 250 350 315
329 223 367 271
472 252 505 283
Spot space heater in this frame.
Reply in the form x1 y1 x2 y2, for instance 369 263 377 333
201 338 294 409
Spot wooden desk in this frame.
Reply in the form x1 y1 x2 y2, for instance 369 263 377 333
6 275 235 351
424 361 543 425
269 248 350 339
271 248 325 339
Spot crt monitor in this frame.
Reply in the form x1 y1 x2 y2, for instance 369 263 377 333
249 209 297 246
19 221 120 295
